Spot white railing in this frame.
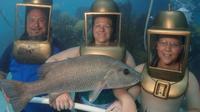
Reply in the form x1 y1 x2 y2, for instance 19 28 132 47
30 97 106 112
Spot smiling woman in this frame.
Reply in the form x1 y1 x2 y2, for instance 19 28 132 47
128 10 200 112
154 35 184 71
92 16 113 46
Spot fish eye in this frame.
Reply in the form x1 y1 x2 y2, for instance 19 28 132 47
123 69 130 75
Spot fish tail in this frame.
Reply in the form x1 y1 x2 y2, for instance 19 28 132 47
0 80 32 112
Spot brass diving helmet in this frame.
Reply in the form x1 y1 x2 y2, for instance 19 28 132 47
147 10 191 82
80 0 125 60
13 0 52 64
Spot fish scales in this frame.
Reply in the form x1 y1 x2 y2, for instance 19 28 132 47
0 55 140 112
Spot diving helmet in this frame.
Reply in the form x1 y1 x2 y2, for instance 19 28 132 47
81 0 125 60
147 10 191 82
13 0 52 64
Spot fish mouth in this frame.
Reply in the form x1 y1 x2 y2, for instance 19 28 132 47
107 79 140 89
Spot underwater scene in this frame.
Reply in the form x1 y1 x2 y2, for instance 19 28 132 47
0 0 200 112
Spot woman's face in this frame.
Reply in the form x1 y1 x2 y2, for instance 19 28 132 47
93 16 113 45
156 37 183 66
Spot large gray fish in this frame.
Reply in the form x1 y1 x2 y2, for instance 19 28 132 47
0 55 140 112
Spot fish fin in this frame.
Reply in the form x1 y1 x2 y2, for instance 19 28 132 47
0 80 31 112
38 63 53 79
89 69 117 102
89 80 107 103
38 61 62 79
39 59 71 80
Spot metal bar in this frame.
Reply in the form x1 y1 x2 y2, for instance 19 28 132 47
30 97 106 112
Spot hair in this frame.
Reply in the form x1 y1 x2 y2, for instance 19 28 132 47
157 34 185 44
26 6 49 19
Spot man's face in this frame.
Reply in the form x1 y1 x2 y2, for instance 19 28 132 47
93 16 113 45
156 37 183 65
26 8 47 37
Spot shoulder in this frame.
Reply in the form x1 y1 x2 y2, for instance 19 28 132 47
185 71 199 96
46 46 80 63
188 71 197 79
188 71 199 88
0 44 12 59
0 43 13 73
185 71 200 110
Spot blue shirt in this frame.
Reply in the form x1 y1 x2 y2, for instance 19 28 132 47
9 45 60 112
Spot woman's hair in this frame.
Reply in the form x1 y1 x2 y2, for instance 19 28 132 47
157 34 185 44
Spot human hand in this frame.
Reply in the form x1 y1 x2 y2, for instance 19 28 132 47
113 89 137 112
106 101 122 112
49 92 74 111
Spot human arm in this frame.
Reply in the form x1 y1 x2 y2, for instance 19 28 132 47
46 46 80 111
108 88 138 112
109 64 144 112
128 64 144 98
185 72 200 112
107 51 139 112
0 43 13 74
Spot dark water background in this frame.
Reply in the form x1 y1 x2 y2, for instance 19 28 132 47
0 0 199 83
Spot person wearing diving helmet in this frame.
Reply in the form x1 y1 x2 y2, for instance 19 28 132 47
0 0 61 111
128 10 200 112
46 0 139 112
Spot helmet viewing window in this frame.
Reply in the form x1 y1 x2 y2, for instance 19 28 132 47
147 11 191 82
